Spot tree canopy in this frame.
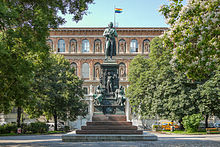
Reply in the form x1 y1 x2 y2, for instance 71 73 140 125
0 0 94 126
159 0 220 80
26 54 87 131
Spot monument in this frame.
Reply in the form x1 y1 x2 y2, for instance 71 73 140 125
62 23 158 141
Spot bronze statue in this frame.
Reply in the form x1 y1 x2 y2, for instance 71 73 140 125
106 72 113 93
103 22 118 60
116 86 126 106
93 85 104 106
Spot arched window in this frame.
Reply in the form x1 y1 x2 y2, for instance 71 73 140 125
94 39 102 53
82 39 90 52
119 63 126 80
70 62 77 75
118 39 126 53
82 63 89 79
130 39 138 53
69 39 77 53
93 62 101 80
46 39 53 51
143 39 150 53
58 39 65 52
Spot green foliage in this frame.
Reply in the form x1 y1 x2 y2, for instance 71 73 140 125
27 122 49 133
64 126 70 132
182 113 203 133
127 37 199 122
0 124 17 134
127 1 220 129
159 0 220 80
198 66 220 118
0 0 93 127
25 54 87 130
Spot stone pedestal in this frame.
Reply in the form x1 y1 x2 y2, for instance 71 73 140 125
62 60 158 142
76 115 142 134
62 115 158 141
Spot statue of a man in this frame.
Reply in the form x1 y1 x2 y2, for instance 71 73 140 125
103 22 118 60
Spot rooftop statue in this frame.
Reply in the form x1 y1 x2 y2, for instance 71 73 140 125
103 22 118 60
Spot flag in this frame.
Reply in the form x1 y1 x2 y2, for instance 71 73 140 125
115 8 123 13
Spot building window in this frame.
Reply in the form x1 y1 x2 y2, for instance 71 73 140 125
83 87 88 95
130 39 138 53
46 39 53 51
58 39 65 52
94 39 102 53
69 39 77 53
82 39 90 52
118 39 126 53
82 63 89 79
70 62 77 75
94 63 101 80
143 39 150 53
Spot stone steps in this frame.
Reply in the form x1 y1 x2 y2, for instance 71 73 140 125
76 130 143 134
76 115 143 135
81 125 137 130
87 121 132 126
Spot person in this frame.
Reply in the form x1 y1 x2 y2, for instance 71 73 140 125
103 22 118 60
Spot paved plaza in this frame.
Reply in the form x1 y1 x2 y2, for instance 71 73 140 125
0 132 220 147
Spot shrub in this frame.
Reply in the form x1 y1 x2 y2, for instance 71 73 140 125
152 125 161 131
183 114 203 133
28 122 49 133
64 126 70 132
0 123 17 134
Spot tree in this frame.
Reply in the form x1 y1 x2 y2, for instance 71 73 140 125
127 37 199 129
0 0 93 127
126 55 151 116
159 0 220 127
26 54 87 131
159 0 220 80
197 66 220 127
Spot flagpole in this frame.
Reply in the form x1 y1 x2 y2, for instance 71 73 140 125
114 5 116 27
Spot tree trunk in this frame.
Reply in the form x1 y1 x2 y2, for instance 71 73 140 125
178 118 184 130
53 111 58 131
205 114 209 128
17 107 22 128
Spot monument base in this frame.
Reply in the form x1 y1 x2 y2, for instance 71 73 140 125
62 131 158 142
62 115 158 142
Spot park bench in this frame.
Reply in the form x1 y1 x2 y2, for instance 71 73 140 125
206 128 220 134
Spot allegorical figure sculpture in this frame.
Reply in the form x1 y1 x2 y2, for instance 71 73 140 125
116 86 126 106
103 22 118 60
93 85 104 106
106 72 113 93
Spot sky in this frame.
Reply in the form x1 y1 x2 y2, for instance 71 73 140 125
59 0 187 28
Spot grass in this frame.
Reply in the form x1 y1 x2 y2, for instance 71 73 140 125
0 131 65 136
0 133 17 136
162 130 207 135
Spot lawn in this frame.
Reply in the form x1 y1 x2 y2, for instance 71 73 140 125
0 131 65 136
162 130 207 135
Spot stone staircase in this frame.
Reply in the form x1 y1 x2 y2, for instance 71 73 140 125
76 115 143 134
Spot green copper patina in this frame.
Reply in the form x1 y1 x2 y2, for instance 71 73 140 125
103 22 118 61
93 22 125 115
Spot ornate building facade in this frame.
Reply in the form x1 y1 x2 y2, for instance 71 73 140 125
47 27 167 96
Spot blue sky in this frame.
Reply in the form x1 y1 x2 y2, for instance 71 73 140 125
59 0 186 27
